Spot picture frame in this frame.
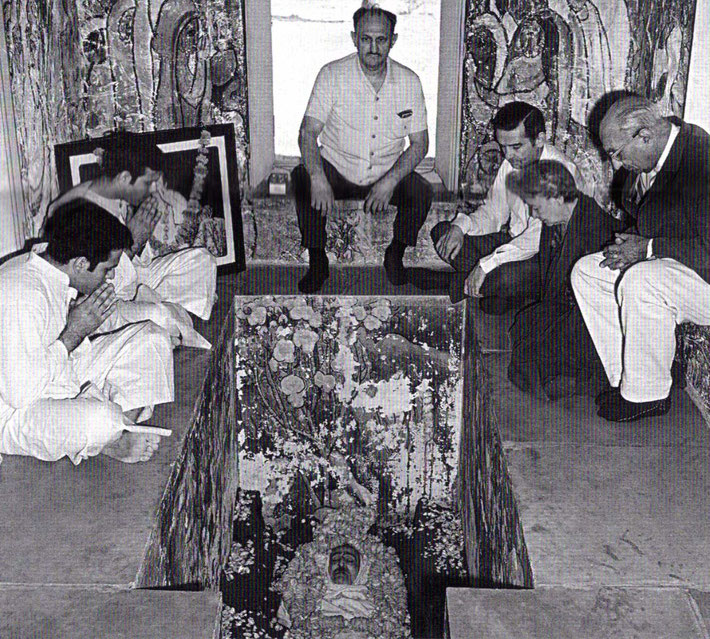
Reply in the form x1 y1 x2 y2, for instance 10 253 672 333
54 123 245 273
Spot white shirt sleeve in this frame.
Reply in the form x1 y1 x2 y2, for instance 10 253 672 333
409 75 428 134
478 217 542 273
646 238 654 259
304 65 335 125
450 166 511 236
0 292 75 410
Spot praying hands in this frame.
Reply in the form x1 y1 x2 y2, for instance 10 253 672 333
600 233 650 271
60 282 117 352
127 196 162 256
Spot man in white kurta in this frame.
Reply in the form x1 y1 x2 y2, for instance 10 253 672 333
430 101 587 308
0 201 174 464
47 131 217 331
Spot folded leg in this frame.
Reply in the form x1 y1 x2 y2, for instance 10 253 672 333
136 247 217 320
73 321 174 415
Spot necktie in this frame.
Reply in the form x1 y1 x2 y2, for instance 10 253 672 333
549 223 566 250
634 172 654 203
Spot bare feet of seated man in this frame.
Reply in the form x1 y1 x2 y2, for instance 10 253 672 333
101 409 171 464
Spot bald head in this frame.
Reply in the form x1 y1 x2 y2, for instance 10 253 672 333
600 95 671 173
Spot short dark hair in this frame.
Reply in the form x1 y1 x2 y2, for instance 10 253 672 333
506 160 579 203
44 199 133 269
96 131 165 181
492 102 545 141
353 6 397 35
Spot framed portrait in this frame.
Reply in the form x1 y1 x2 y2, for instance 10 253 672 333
54 123 245 273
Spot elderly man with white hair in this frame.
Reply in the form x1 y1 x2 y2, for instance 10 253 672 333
571 94 710 422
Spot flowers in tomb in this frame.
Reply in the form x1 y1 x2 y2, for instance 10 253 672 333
235 296 464 525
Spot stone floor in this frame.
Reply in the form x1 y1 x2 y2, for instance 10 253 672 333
448 307 710 637
0 276 236 639
2 264 708 638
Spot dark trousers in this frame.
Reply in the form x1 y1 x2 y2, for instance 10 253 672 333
430 220 539 301
292 159 433 249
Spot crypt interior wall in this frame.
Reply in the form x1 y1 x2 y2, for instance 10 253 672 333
2 0 249 238
1 0 701 250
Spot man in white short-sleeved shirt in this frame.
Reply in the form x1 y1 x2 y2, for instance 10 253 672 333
292 5 433 293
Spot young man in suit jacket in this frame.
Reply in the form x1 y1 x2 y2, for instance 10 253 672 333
571 94 710 422
505 160 624 400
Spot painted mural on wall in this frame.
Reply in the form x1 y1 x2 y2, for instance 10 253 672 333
4 0 249 237
460 0 697 199
235 295 464 525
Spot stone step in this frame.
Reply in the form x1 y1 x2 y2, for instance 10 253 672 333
503 442 710 589
0 587 220 639
446 586 710 639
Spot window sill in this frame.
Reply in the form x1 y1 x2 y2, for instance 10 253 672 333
253 155 456 202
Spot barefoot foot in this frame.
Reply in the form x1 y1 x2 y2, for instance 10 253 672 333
101 431 162 463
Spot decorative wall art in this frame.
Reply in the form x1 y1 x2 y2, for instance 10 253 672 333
459 0 698 200
4 0 249 237
54 123 245 271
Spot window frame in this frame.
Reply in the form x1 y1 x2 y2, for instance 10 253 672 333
244 0 466 194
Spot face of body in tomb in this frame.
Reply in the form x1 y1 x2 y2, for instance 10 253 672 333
495 121 545 171
328 543 362 585
351 13 397 74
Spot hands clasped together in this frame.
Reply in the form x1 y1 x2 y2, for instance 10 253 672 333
600 233 650 271
61 282 117 352
126 196 162 255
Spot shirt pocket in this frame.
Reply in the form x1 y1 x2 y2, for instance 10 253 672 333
386 108 413 141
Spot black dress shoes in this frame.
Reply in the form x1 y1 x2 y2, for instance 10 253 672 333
597 392 671 422
298 260 329 294
595 385 620 406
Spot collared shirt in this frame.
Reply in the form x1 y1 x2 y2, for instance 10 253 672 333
0 248 83 427
451 143 587 272
305 53 428 185
642 123 680 259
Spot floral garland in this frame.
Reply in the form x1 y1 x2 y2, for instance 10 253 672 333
273 506 411 639
186 129 212 215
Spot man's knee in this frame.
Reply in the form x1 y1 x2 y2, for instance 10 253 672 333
402 172 434 206
291 164 310 195
193 247 217 274
135 321 173 356
570 252 603 292
616 261 663 303
483 259 538 299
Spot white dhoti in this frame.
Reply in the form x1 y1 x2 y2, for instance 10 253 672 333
571 253 710 402
0 321 174 464
113 248 217 320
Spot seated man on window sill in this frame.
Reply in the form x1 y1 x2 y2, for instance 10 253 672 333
291 4 433 294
